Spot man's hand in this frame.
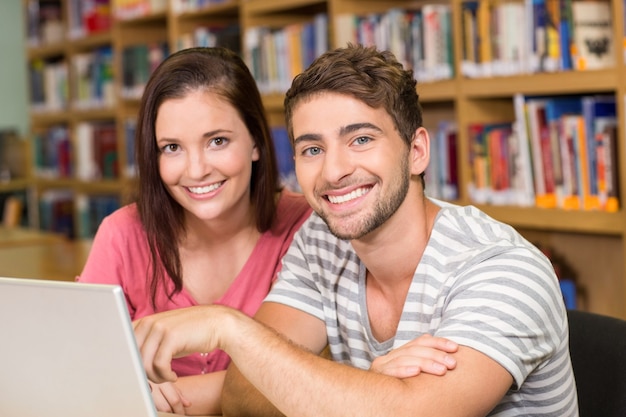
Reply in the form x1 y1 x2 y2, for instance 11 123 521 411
133 305 237 383
149 380 192 415
370 334 458 378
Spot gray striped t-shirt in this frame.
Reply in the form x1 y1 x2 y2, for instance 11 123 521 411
266 200 578 416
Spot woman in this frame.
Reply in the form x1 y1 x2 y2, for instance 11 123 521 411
77 47 312 415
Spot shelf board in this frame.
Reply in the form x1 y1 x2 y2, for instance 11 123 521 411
30 110 71 125
27 42 66 59
68 31 113 51
477 205 625 235
70 107 117 121
262 93 287 111
0 179 32 193
244 0 325 15
33 178 125 193
418 79 458 102
115 10 168 26
461 69 619 98
176 0 239 19
261 81 459 108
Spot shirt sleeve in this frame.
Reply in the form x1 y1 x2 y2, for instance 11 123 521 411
434 245 566 390
76 207 141 317
264 219 326 321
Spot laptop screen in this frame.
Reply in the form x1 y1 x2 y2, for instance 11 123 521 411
0 277 158 417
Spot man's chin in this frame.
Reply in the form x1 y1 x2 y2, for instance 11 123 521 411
324 219 364 241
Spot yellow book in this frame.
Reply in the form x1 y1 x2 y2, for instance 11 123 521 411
477 0 493 65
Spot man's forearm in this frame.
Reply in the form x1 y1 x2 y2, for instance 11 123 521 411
221 311 420 417
136 306 509 417
222 364 285 417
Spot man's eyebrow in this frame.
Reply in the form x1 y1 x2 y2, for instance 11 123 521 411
339 123 383 136
293 133 322 147
293 123 383 147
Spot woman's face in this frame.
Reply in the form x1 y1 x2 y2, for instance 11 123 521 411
155 90 260 224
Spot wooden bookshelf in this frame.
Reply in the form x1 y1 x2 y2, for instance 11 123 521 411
20 0 626 319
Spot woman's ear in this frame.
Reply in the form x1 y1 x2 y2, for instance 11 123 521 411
252 145 260 162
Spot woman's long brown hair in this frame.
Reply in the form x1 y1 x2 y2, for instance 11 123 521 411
135 47 280 309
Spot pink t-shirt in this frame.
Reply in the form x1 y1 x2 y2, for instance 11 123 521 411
77 189 311 376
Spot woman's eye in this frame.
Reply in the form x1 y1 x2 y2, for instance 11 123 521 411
211 137 228 146
162 144 179 153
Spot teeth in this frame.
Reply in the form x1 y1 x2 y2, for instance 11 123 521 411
188 182 222 194
327 187 369 204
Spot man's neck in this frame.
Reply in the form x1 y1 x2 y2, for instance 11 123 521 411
351 195 439 287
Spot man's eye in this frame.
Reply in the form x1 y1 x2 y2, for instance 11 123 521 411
354 136 371 145
304 147 321 156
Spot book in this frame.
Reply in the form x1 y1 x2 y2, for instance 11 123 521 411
558 114 582 210
468 121 514 205
571 0 615 70
561 114 591 210
460 1 480 77
271 126 298 192
75 121 118 180
468 123 488 203
38 0 64 44
543 96 583 207
424 121 458 201
525 98 557 208
440 121 458 201
334 13 359 47
529 0 548 73
595 121 618 211
558 0 575 70
586 95 618 211
486 123 514 205
581 95 615 209
124 118 137 177
39 189 75 238
512 94 536 206
0 129 28 181
421 4 453 81
76 194 120 238
75 122 97 181
93 122 118 179
500 1 528 75
477 0 494 77
544 0 562 71
33 125 72 179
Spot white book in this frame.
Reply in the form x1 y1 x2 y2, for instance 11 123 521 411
75 122 97 181
571 0 615 70
512 94 536 206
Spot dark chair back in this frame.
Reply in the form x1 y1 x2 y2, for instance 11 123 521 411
567 309 626 417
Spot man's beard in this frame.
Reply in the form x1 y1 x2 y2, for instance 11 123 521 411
320 157 410 241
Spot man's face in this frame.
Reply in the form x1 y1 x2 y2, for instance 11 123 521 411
291 92 411 240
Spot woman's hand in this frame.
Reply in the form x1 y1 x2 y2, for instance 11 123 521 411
149 380 192 415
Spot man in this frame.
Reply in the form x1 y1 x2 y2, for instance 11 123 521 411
134 44 578 416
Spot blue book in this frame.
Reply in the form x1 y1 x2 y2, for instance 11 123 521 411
559 279 577 309
581 95 616 208
271 126 299 192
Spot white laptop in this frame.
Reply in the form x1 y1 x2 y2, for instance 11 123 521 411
0 276 179 417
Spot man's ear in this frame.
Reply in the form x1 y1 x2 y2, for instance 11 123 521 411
410 127 430 176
